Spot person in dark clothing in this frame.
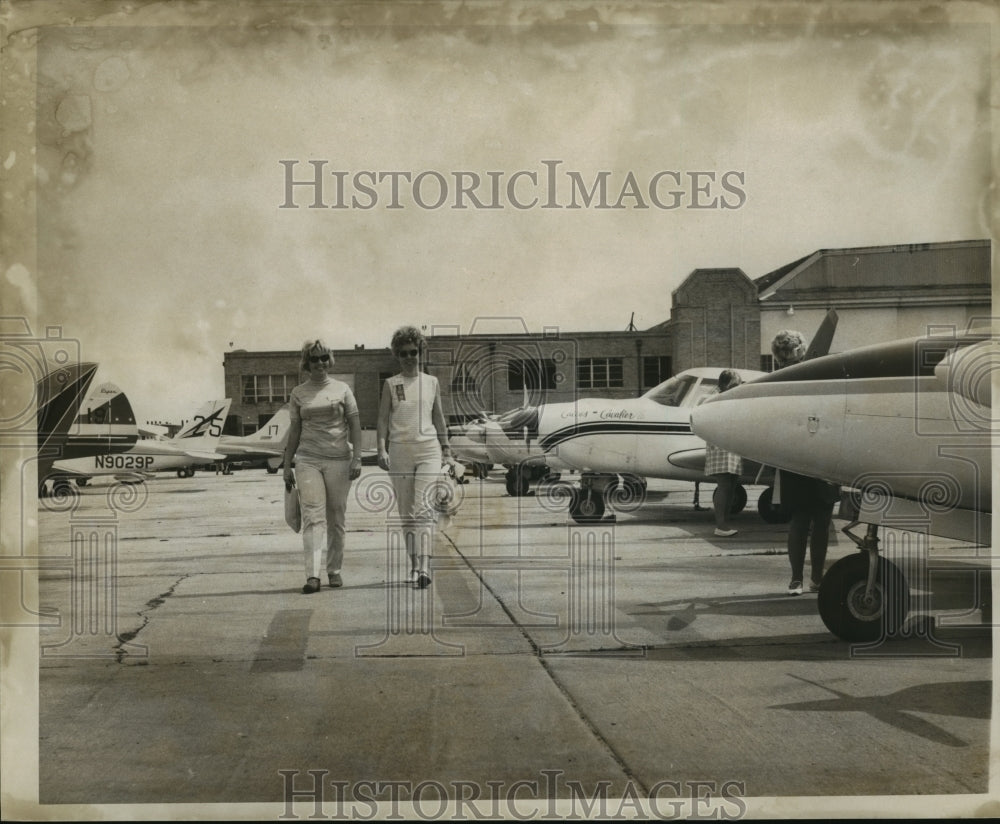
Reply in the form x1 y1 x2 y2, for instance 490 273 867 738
768 328 840 595
780 472 840 595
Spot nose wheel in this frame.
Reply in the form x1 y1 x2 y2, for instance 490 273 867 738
816 523 910 642
570 486 606 523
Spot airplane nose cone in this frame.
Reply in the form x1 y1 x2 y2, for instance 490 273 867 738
690 395 739 452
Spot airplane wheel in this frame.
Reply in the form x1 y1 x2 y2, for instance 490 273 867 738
505 466 530 497
266 466 279 474
729 484 748 516
817 553 910 642
757 486 791 524
570 487 605 523
605 473 647 513
51 479 73 497
621 474 647 497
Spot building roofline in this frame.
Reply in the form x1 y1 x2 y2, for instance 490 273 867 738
755 238 990 301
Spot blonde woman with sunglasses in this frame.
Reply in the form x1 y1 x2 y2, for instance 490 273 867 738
283 340 363 594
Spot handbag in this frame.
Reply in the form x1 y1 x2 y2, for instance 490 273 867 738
284 482 302 533
430 462 464 529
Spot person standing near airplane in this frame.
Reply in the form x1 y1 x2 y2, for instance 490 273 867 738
283 340 364 594
770 330 841 596
376 325 452 589
704 369 744 537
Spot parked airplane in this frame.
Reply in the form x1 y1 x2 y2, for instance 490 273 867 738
456 312 840 524
472 368 774 522
690 326 993 642
50 398 233 487
217 406 291 472
36 362 99 495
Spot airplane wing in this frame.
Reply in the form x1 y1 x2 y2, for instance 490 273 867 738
183 450 226 462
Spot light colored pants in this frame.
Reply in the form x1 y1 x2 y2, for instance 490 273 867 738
295 457 352 580
388 440 442 559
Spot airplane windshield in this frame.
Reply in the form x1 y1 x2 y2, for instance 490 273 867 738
644 375 724 407
643 375 697 407
690 377 720 406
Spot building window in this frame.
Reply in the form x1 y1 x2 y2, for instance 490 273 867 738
451 363 477 393
507 358 557 391
577 357 624 389
760 354 775 372
242 374 297 404
642 356 672 388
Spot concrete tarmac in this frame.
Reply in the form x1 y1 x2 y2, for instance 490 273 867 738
30 467 995 818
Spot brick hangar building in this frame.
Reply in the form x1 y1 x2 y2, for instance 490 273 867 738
222 239 990 436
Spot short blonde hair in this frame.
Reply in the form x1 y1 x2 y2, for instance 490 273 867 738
771 330 807 368
299 339 333 372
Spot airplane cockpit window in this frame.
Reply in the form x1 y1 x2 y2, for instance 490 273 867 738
643 375 696 407
690 377 720 406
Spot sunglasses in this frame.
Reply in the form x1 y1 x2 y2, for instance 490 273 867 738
398 349 419 358
308 354 330 364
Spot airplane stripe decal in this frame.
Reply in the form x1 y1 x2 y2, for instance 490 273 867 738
540 420 691 450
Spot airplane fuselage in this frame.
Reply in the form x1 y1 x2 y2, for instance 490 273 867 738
691 332 992 535
53 437 223 478
475 368 767 482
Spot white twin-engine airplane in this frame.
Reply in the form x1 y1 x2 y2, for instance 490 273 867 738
473 367 769 523
691 326 993 642
51 394 232 486
457 311 839 524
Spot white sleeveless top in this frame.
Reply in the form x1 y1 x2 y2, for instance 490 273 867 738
384 372 440 444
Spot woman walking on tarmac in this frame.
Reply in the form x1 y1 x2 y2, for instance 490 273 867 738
283 340 364 594
376 325 452 589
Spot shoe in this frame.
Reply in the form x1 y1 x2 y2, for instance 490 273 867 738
409 569 419 583
416 572 431 589
809 580 821 593
302 577 321 594
714 528 738 537
787 580 803 596
328 573 343 588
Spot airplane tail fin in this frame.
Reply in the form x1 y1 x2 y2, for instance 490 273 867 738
804 309 839 361
37 363 98 446
172 399 233 442
67 381 140 454
245 406 291 443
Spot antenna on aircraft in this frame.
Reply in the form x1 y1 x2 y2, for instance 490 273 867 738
626 312 638 332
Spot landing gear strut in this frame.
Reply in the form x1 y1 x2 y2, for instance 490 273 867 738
817 522 909 642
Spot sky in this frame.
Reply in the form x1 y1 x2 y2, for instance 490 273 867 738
14 1 994 423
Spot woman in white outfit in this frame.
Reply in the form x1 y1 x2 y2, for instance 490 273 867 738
376 326 452 588
283 340 363 594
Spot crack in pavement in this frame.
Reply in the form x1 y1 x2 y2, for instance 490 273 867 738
114 573 192 662
445 533 650 796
